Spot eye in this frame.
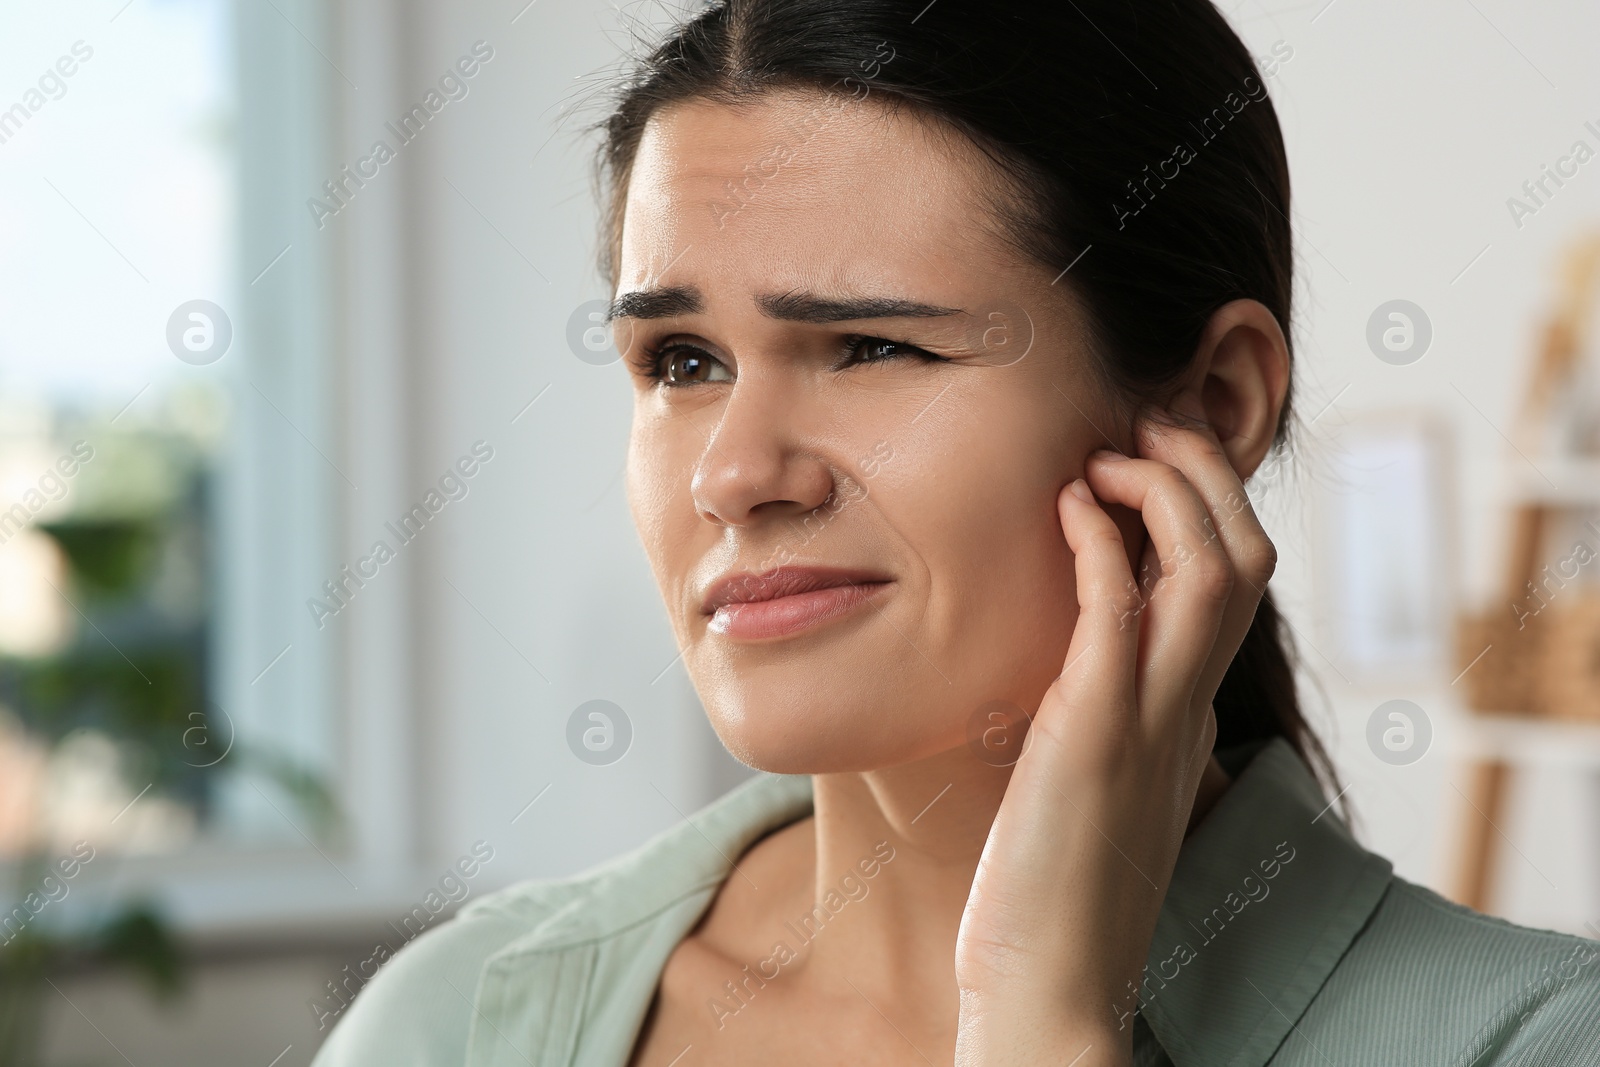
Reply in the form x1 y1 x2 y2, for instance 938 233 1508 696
841 335 945 367
632 333 945 388
635 343 733 386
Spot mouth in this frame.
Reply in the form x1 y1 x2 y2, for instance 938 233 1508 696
700 566 893 641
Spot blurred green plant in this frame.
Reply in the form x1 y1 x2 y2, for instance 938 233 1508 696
36 520 163 602
0 422 339 1066
0 880 182 1067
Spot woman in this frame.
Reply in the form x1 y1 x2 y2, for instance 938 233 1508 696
313 1 1600 1064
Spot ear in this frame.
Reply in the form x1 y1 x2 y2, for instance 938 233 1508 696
1168 298 1290 481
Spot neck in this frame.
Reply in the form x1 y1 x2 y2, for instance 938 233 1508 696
796 745 1233 1007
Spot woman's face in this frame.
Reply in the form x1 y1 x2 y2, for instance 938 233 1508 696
617 88 1123 774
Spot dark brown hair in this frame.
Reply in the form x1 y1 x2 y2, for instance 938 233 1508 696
591 0 1339 795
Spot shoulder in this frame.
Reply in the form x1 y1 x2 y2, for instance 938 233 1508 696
307 894 541 1067
1310 874 1600 1064
310 771 813 1067
305 852 705 1067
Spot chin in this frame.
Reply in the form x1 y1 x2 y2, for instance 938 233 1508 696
697 676 958 775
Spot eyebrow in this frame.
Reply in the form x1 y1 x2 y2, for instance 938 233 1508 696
605 284 967 324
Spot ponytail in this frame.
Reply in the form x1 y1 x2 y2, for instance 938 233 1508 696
1215 587 1340 797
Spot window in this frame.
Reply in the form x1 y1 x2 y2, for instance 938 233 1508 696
0 0 339 923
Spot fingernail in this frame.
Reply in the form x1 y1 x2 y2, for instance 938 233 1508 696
1090 448 1128 462
1068 478 1095 504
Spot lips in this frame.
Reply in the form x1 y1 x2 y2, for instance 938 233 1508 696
699 566 892 640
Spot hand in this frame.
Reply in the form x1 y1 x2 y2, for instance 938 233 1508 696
951 408 1279 1067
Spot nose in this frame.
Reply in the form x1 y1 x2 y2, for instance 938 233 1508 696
689 375 836 528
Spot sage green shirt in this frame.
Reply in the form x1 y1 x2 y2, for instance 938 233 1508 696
311 738 1600 1066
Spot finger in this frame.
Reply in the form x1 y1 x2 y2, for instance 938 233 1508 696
1133 415 1277 712
1081 452 1233 723
1047 478 1140 731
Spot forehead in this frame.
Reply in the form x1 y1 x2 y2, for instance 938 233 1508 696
616 90 1022 298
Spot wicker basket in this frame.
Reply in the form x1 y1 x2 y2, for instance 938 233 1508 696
1455 608 1545 714
1455 591 1600 719
1539 593 1600 720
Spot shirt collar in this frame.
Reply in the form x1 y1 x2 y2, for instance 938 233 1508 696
466 772 816 1067
1134 737 1393 1067
469 737 1391 1067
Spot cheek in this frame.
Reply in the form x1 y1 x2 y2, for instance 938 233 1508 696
868 409 1083 730
932 468 1076 657
626 412 696 584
